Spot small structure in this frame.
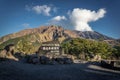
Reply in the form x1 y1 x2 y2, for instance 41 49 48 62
37 40 63 55
28 40 74 64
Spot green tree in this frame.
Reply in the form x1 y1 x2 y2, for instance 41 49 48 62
112 45 120 58
16 40 35 54
62 38 114 60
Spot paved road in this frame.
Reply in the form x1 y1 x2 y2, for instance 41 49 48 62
0 61 120 80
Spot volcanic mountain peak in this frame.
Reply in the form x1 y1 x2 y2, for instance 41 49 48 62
73 30 113 40
0 25 114 44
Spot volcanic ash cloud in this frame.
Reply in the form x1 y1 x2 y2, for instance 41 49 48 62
69 8 106 31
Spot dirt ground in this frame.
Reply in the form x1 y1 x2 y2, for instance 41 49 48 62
0 60 120 80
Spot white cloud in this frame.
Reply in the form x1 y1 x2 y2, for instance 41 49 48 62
47 16 67 26
22 23 30 28
32 5 51 16
52 16 67 21
68 8 106 31
26 4 58 16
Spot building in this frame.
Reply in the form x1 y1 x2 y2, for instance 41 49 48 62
38 40 63 55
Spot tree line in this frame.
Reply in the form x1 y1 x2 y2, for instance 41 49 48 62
62 38 120 60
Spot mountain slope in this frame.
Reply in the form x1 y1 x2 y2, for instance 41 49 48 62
0 25 114 45
77 31 113 40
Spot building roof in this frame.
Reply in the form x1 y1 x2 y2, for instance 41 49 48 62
41 40 60 47
42 40 60 44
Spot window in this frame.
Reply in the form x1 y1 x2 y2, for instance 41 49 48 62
56 47 59 49
43 47 45 50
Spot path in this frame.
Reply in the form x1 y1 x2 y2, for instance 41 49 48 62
0 60 120 80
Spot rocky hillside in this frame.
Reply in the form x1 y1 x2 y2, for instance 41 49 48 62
0 25 114 45
1 25 119 51
0 25 120 57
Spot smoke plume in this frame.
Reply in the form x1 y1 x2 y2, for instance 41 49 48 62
69 8 106 31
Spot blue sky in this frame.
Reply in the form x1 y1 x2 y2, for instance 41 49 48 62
0 0 120 39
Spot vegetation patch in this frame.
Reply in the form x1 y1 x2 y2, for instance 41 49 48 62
62 38 120 60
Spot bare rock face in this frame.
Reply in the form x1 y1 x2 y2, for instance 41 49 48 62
0 44 18 61
0 50 7 58
0 25 114 45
